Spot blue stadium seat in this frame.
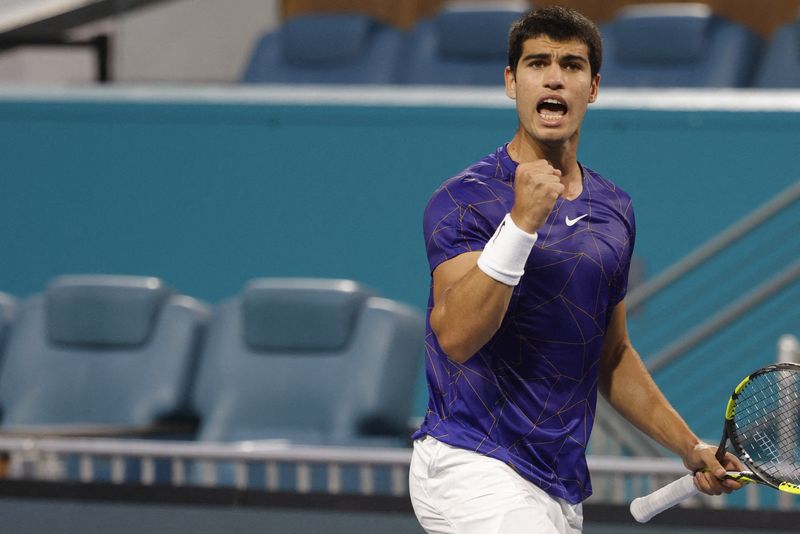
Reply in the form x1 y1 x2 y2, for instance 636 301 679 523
753 18 800 88
399 3 525 85
242 13 404 84
0 275 209 435
192 278 424 446
600 4 761 87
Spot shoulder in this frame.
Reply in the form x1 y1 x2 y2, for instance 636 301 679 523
583 165 630 199
583 165 634 214
425 150 513 219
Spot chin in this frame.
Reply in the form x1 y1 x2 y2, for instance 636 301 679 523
535 131 571 146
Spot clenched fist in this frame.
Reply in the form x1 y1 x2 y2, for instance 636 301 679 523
510 160 564 234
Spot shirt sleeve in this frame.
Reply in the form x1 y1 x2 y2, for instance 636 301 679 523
422 180 498 274
610 199 636 306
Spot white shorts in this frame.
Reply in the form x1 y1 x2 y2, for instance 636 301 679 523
409 436 583 534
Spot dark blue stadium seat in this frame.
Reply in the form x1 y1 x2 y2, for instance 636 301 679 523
753 19 800 88
192 278 424 446
0 275 209 433
242 13 404 84
600 4 761 87
399 3 525 85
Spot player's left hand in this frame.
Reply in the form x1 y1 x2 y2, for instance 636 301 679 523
683 442 746 495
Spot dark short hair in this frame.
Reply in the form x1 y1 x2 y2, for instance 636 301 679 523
508 6 602 78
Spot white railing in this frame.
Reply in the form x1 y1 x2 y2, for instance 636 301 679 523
0 437 411 495
0 436 793 512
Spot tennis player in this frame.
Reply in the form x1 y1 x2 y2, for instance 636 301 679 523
410 7 744 533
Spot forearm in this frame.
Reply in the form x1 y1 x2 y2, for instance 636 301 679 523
430 264 514 363
600 341 700 459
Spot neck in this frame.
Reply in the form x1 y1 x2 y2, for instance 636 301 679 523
507 128 583 199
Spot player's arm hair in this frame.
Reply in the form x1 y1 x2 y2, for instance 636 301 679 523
429 251 515 363
598 301 701 459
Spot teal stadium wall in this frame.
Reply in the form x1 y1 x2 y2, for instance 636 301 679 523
1 92 798 421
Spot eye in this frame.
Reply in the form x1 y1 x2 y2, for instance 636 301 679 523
528 59 546 68
564 62 583 71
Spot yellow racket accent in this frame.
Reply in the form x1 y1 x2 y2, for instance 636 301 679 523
725 375 751 420
725 472 757 484
697 468 757 484
778 482 800 495
725 397 736 420
733 375 751 394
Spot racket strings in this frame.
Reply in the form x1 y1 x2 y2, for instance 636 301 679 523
732 369 800 485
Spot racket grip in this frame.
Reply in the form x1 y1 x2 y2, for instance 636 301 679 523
630 474 698 523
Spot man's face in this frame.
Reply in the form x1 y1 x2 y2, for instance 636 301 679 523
505 36 600 147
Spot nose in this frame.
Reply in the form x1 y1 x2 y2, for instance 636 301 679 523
543 63 564 89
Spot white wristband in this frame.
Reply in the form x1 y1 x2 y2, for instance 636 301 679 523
477 213 538 286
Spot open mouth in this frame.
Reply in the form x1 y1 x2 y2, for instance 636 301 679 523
536 97 568 122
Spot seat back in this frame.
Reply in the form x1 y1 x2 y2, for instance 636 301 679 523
0 275 209 428
242 13 404 84
754 20 800 88
192 278 424 444
400 3 525 85
600 3 761 87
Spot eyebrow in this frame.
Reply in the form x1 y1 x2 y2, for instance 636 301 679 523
522 53 589 65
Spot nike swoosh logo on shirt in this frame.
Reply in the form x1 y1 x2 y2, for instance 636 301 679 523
565 214 588 227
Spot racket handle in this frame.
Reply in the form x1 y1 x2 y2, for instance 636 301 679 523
630 474 698 523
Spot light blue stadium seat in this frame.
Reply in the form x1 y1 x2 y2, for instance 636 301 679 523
192 278 424 446
399 3 525 85
600 4 761 87
754 19 800 88
242 13 404 84
0 275 209 434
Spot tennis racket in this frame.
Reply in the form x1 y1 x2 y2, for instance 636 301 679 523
630 362 800 523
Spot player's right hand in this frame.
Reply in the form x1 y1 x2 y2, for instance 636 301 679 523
510 160 564 234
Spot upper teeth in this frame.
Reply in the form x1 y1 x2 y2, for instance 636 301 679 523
543 98 563 105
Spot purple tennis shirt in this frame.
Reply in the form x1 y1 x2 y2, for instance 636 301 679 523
414 144 636 504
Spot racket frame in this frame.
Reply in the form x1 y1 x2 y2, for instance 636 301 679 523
723 363 800 494
630 363 800 522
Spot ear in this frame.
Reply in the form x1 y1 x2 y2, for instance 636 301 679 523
588 73 600 103
504 67 517 100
